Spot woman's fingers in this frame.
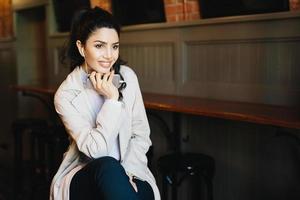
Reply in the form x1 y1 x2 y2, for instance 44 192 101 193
89 71 97 88
89 71 118 100
96 73 103 89
102 73 110 82
108 70 114 83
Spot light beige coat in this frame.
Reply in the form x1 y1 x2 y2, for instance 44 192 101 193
49 66 160 200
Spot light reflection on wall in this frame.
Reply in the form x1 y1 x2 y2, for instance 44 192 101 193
90 0 112 12
0 0 13 38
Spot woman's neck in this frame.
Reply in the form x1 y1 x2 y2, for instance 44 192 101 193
82 62 92 75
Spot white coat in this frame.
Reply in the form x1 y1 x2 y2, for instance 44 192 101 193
49 65 160 200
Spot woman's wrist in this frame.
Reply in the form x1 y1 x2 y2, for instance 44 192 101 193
107 93 119 101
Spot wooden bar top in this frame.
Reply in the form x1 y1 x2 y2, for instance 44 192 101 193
11 85 300 129
143 93 300 130
10 84 56 95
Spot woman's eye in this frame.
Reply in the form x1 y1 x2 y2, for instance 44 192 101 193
113 45 119 50
95 44 103 48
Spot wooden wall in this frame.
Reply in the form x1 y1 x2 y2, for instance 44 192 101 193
119 13 300 107
0 39 17 167
47 12 300 107
14 6 49 120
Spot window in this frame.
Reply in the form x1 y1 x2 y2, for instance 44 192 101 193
111 0 166 26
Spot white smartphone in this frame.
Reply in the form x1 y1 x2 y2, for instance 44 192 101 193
89 73 123 88
112 74 124 88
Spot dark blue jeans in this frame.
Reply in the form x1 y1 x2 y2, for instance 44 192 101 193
70 156 154 200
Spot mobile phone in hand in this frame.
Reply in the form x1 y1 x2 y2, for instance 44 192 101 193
112 74 125 88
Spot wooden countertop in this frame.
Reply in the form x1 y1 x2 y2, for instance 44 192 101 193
143 93 300 130
11 85 300 129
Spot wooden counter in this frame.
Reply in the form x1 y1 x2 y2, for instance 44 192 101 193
11 85 300 129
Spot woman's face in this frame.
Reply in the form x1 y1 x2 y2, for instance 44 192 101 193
78 27 119 74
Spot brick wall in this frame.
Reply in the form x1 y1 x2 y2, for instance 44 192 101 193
89 0 200 23
163 0 200 22
90 0 112 12
290 0 300 11
89 0 299 24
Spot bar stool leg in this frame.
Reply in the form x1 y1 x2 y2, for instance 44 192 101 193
13 125 23 200
171 174 178 200
203 174 213 200
162 173 168 200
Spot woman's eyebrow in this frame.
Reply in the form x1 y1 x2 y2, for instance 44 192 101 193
94 40 119 45
94 40 106 44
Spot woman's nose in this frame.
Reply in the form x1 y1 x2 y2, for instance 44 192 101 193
103 47 112 59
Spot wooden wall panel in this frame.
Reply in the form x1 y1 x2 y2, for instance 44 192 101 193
181 38 300 106
46 34 70 87
0 41 17 166
49 45 70 86
121 42 176 93
119 13 300 106
15 7 47 86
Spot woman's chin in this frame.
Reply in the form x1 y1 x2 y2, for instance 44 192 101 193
97 67 111 74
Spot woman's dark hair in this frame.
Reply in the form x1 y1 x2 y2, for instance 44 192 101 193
61 6 126 99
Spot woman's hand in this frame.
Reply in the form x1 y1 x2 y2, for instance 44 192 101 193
128 175 138 192
89 70 119 100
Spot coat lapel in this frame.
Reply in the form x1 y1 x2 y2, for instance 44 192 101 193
71 91 94 124
64 67 95 124
119 105 132 161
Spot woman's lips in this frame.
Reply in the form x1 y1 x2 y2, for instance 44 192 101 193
98 61 111 68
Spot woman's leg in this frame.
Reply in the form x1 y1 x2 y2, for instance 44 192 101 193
70 156 138 200
134 178 155 200
69 166 95 200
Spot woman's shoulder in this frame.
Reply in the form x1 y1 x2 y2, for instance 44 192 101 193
119 65 139 83
120 65 137 77
54 67 81 98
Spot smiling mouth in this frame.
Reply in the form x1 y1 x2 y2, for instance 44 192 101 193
99 61 111 68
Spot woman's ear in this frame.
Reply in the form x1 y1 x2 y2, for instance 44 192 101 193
76 40 85 57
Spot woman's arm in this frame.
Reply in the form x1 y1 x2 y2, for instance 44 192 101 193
54 92 124 159
122 73 152 177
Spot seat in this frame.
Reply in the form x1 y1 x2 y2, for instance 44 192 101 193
158 152 215 200
12 118 69 200
147 111 215 200
12 118 48 199
30 124 69 200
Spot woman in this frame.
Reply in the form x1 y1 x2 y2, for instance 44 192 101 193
50 7 160 200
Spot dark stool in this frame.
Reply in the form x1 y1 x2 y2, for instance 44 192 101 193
30 124 69 199
158 152 215 200
12 118 69 200
12 118 48 200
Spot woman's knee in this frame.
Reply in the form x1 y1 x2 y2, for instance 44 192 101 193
91 156 119 166
87 156 124 177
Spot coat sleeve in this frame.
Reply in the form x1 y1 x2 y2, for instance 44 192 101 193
54 91 123 159
122 73 152 176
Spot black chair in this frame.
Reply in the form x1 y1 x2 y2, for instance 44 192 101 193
147 111 215 200
12 118 69 200
12 118 48 199
30 124 69 200
158 152 215 200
